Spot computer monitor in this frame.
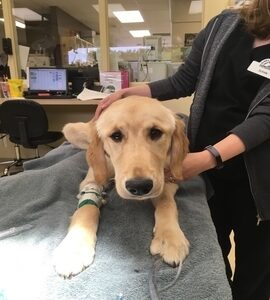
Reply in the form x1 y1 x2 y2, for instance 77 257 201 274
66 67 83 82
28 67 68 95
67 65 100 95
81 65 100 80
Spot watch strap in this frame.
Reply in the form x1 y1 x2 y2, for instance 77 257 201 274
204 145 224 170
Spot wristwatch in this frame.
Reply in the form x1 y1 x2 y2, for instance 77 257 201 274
204 145 224 170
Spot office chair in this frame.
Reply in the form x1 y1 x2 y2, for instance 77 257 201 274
0 99 63 176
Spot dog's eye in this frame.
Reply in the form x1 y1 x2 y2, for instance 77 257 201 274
149 128 163 140
110 131 123 142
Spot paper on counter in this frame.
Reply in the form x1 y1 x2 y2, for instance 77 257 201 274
77 87 108 101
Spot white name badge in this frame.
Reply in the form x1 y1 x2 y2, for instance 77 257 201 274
247 59 270 79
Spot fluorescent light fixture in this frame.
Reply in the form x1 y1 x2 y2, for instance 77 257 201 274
71 46 152 52
12 8 43 21
15 20 26 29
129 30 151 38
92 4 125 18
113 10 144 23
110 46 151 52
189 0 202 14
0 18 26 29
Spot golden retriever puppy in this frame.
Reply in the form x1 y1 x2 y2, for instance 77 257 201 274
53 96 189 278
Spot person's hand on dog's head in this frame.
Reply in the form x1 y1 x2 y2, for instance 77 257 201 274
94 90 125 120
94 84 152 120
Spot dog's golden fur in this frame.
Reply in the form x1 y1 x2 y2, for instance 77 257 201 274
53 96 190 277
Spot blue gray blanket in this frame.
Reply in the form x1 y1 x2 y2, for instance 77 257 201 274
0 143 232 300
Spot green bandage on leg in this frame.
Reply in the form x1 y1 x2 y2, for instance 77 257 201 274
77 183 104 209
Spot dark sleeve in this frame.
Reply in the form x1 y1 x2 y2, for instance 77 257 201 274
148 16 219 100
230 95 270 150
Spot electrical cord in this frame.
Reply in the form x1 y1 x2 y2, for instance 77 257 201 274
114 257 183 300
143 48 152 61
148 258 183 300
140 62 149 82
148 259 162 300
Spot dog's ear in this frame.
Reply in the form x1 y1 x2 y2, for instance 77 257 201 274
62 122 92 149
63 120 108 184
86 121 109 185
169 117 189 180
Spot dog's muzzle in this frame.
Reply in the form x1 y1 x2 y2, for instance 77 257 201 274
125 178 153 196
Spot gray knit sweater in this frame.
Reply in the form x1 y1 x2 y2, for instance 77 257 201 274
149 10 270 221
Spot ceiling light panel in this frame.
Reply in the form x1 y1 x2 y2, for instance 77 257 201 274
0 18 26 29
92 4 125 18
12 8 43 21
129 30 150 38
15 20 26 29
113 10 144 23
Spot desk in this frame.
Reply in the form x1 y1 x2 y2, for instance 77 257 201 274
0 98 100 106
26 98 100 106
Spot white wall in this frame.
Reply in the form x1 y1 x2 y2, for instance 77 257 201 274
162 97 192 116
202 0 230 26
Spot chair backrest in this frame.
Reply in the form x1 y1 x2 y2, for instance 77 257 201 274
0 99 49 147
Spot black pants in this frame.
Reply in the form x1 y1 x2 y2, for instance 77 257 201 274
207 173 270 300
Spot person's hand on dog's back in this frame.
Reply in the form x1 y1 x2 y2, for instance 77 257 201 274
94 84 152 120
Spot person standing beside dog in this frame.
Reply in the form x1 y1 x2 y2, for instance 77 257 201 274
94 1 270 299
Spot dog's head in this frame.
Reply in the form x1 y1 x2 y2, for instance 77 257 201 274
63 96 189 200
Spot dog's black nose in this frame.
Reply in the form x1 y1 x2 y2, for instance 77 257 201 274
125 178 153 196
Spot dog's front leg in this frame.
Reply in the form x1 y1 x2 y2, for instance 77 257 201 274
53 205 100 278
53 173 102 278
150 184 189 266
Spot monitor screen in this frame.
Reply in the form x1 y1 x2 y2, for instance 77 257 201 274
28 68 68 92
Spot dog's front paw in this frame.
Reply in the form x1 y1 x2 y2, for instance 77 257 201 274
52 231 96 278
150 227 189 266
